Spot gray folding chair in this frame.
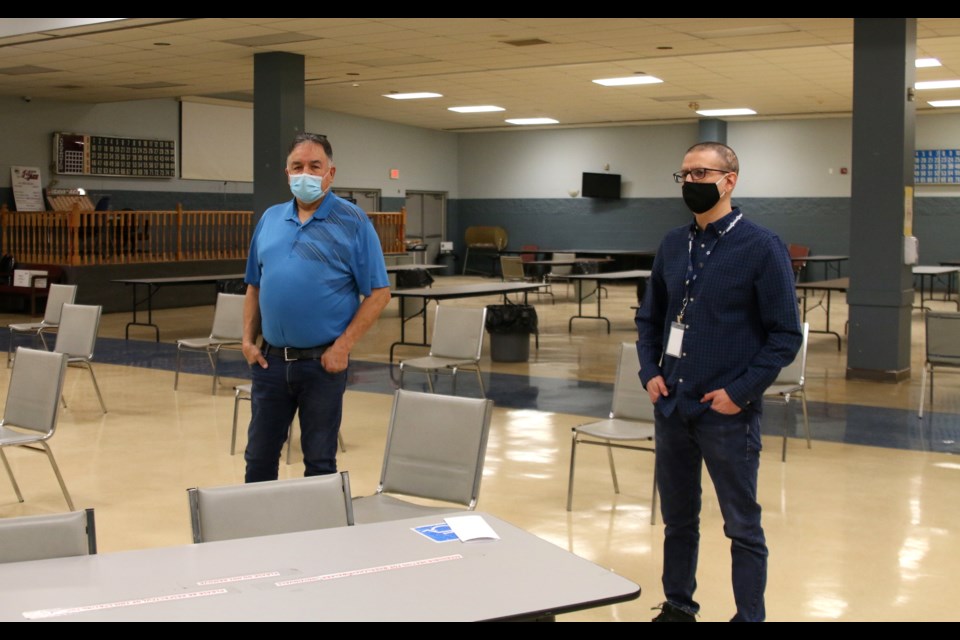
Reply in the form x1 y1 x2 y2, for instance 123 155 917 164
566 342 658 524
399 305 487 396
545 252 576 300
918 311 960 418
187 472 354 543
501 255 551 304
55 303 106 414
764 322 811 461
231 383 346 461
351 389 494 524
0 508 96 563
0 347 74 510
174 292 245 395
7 283 77 368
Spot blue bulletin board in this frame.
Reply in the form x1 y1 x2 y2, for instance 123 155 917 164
915 149 960 184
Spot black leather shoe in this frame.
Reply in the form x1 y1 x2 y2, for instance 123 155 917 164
651 602 696 622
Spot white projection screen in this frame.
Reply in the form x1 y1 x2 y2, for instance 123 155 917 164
180 100 253 182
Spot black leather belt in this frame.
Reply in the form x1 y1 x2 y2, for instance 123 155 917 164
261 341 332 361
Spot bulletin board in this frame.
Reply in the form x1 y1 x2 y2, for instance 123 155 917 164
914 149 960 184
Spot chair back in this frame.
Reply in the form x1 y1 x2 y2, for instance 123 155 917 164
500 256 526 280
3 348 68 435
210 293 245 341
429 305 487 361
0 509 96 563
787 244 810 280
520 244 538 263
379 390 494 508
42 284 78 324
925 312 960 366
550 252 576 277
53 304 102 359
188 472 354 543
774 323 809 386
611 342 655 422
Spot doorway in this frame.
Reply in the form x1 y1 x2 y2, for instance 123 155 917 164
405 191 446 264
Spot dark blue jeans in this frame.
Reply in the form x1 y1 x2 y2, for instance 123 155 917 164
654 405 767 622
244 354 347 483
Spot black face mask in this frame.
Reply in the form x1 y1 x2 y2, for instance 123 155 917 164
682 179 725 214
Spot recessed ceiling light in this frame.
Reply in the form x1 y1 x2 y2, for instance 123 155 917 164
916 58 942 68
448 105 505 113
916 80 960 90
696 108 757 117
505 117 559 125
928 99 960 108
383 92 442 100
593 75 663 87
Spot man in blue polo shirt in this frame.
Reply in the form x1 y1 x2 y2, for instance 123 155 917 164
242 132 390 483
637 142 801 622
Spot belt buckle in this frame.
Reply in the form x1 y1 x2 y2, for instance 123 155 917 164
283 347 296 362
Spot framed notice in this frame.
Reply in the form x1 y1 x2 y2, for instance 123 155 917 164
53 132 176 178
10 166 44 211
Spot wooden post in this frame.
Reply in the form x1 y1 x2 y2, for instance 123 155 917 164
68 204 81 266
176 203 183 261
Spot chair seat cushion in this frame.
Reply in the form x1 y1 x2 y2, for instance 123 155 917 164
0 425 47 445
765 383 802 396
178 337 239 349
401 356 477 372
574 418 654 441
9 322 48 332
351 493 466 525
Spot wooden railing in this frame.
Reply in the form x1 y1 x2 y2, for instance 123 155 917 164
368 208 405 254
0 205 253 265
2 205 407 265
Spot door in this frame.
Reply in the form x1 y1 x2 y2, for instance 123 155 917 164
405 191 446 264
333 189 380 213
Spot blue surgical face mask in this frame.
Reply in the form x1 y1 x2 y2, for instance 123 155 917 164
289 172 328 204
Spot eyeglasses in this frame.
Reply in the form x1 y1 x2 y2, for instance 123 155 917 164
672 168 730 183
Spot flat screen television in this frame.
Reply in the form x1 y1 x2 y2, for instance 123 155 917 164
582 172 621 199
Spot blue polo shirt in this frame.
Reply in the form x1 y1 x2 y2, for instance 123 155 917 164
636 208 801 418
245 195 389 348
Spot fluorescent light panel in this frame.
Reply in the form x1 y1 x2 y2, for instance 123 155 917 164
928 100 960 108
916 58 942 68
448 105 505 113
382 92 442 100
592 75 663 87
505 117 559 125
696 108 756 117
916 80 960 90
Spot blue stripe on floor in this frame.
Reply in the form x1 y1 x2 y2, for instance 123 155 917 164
4 334 959 455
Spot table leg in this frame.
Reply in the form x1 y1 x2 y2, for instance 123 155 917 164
389 297 431 363
124 283 161 342
568 280 611 333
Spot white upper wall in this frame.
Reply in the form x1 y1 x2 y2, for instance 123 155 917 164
4 92 960 201
306 108 459 198
457 124 699 199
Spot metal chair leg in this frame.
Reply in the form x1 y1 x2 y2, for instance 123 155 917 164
42 442 74 510
0 448 24 503
606 442 620 494
566 431 578 511
81 362 107 413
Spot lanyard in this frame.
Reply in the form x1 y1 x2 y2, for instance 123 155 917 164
676 212 742 323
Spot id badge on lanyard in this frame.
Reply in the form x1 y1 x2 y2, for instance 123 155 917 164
666 321 685 358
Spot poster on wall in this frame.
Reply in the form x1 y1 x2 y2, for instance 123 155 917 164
10 166 44 211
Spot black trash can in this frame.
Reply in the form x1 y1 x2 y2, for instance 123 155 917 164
486 304 538 363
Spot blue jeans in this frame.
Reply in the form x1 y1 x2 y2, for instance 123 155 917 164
654 405 767 622
244 354 347 483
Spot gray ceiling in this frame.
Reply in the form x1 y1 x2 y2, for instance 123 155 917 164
1 18 958 132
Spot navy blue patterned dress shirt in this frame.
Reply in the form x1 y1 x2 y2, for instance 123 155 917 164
636 208 802 418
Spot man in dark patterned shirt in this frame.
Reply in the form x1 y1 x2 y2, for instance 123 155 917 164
637 142 801 622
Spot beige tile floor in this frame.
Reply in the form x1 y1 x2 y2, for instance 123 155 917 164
0 276 958 621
